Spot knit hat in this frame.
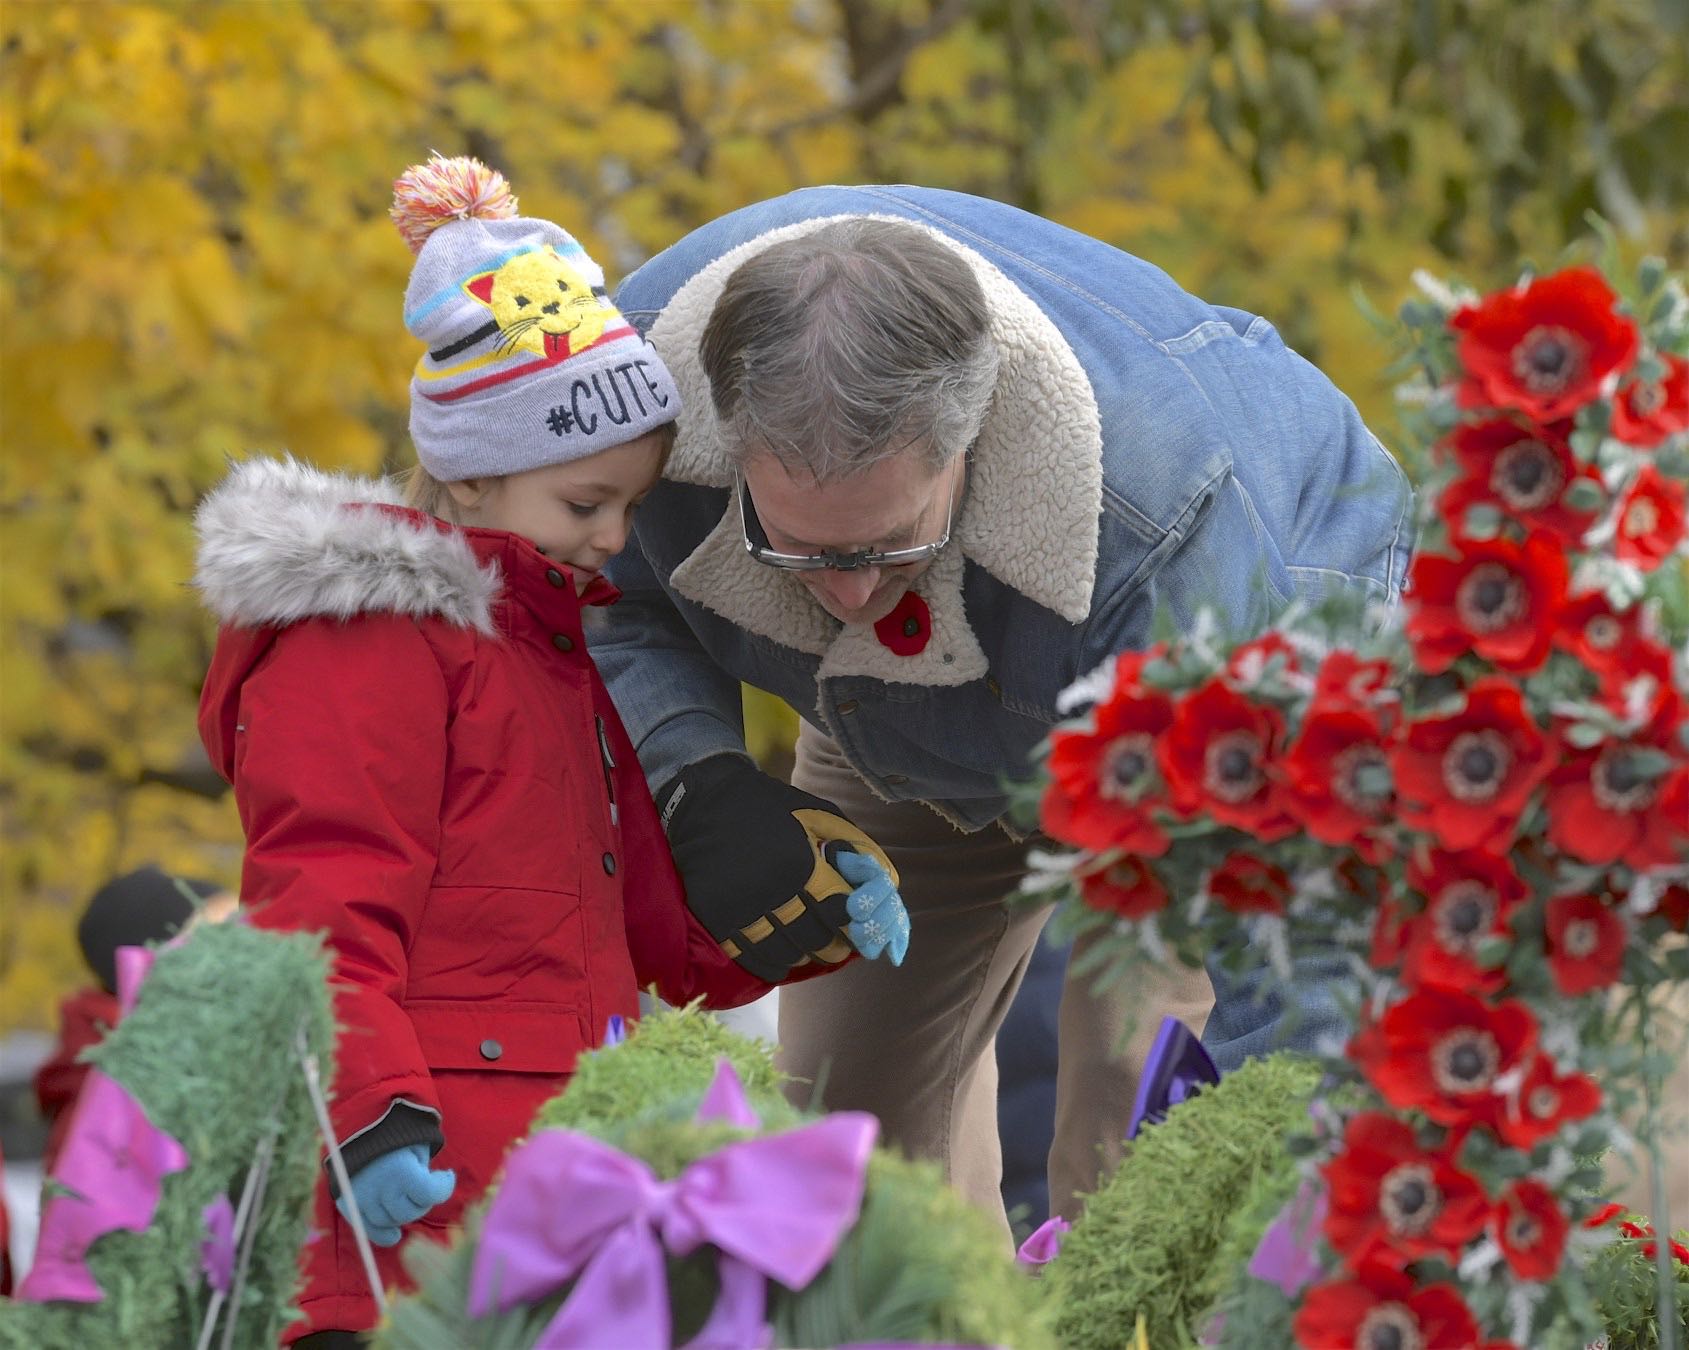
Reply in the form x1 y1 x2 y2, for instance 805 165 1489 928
77 866 221 993
391 154 681 481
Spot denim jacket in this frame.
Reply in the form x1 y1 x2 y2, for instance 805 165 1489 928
595 186 1414 829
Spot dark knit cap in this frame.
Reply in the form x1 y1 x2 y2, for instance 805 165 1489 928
77 866 220 993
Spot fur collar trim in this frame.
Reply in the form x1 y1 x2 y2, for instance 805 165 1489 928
193 456 501 634
647 213 1103 688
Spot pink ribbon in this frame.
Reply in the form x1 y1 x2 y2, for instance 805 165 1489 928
16 944 186 1303
468 1107 877 1348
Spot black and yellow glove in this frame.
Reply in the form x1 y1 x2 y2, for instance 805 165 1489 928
656 755 902 982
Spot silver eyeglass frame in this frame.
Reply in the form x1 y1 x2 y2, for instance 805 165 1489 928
735 465 960 573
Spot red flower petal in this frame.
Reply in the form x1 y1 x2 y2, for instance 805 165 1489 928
1613 465 1688 572
1543 893 1627 996
1451 266 1640 422
1405 530 1568 675
1493 1178 1569 1280
1612 352 1689 448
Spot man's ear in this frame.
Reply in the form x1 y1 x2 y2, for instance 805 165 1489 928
444 479 486 511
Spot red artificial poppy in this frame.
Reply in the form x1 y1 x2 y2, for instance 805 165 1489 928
1158 677 1297 841
1451 266 1640 422
1322 1112 1487 1270
1543 893 1627 995
1405 530 1568 674
1493 1178 1569 1280
1349 986 1537 1130
873 589 931 655
1226 630 1302 684
1498 1052 1602 1150
1438 418 1602 546
1206 852 1292 916
1615 1217 1689 1266
1395 848 1530 994
1612 465 1687 572
1584 1201 1628 1230
1391 678 1557 853
1312 649 1396 710
1546 715 1689 871
1042 665 1177 857
1282 705 1395 859
1552 590 1653 688
1076 854 1170 921
1612 351 1689 448
1294 1268 1480 1350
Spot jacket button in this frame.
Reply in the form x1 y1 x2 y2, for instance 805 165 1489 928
602 851 617 876
479 1039 503 1061
546 568 565 588
837 699 859 715
552 633 575 653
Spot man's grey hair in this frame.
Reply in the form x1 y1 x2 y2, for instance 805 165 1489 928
698 219 1000 482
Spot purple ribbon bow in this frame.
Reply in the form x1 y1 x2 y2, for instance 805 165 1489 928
1127 1015 1220 1140
16 945 188 1304
468 1069 877 1349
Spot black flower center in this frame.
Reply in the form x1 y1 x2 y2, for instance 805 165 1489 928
1333 744 1392 814
1203 730 1264 803
1442 730 1512 802
1563 917 1601 960
1512 324 1589 394
1506 1207 1543 1251
1100 733 1156 801
1432 1026 1501 1093
1433 881 1496 952
1592 746 1656 812
1585 615 1621 650
1380 1161 1442 1237
1456 562 1528 633
1358 1304 1423 1350
1491 440 1564 512
1528 1085 1561 1120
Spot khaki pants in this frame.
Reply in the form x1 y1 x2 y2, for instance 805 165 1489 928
778 722 1215 1245
1608 979 1689 1227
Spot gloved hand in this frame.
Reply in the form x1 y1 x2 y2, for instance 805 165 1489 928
837 850 910 966
335 1143 456 1247
657 755 908 981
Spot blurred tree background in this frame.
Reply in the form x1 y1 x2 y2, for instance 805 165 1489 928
2 0 1685 1031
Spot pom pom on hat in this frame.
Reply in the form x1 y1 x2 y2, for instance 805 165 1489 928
391 153 518 255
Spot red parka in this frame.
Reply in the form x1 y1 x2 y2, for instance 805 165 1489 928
193 458 779 1338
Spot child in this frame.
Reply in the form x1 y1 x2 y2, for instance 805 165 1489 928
192 156 905 1346
33 866 222 1171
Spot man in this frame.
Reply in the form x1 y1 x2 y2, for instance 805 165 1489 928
594 186 1414 1238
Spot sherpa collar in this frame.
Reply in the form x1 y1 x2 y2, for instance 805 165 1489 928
193 456 502 634
646 213 1103 687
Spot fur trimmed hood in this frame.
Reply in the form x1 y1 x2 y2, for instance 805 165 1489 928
193 456 502 634
644 212 1103 688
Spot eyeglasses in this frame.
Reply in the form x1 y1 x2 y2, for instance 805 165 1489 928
736 464 960 572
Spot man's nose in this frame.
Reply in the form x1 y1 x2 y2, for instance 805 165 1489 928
816 567 880 612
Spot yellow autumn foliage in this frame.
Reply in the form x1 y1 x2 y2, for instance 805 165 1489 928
2 0 1683 1033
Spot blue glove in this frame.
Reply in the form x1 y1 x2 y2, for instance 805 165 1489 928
335 1143 456 1247
836 850 911 966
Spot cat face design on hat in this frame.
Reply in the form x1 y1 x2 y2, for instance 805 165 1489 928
465 246 607 358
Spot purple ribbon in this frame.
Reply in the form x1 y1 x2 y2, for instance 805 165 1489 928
201 1193 237 1293
16 946 188 1304
1127 1016 1219 1140
1015 1215 1070 1267
468 1065 876 1349
1245 1176 1328 1296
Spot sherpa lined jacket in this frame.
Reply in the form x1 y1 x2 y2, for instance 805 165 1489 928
193 457 775 1338
596 185 1417 832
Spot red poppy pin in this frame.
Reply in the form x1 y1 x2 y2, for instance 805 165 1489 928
874 590 931 655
